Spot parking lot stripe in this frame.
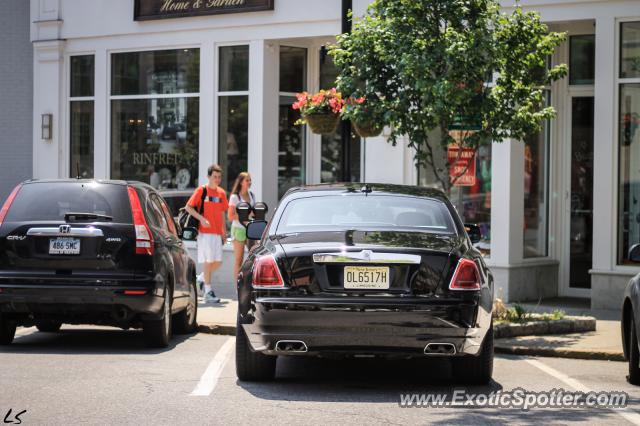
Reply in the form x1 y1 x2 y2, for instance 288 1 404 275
526 358 640 425
190 337 235 396
14 327 36 337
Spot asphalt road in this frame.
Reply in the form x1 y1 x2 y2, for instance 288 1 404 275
2 326 640 425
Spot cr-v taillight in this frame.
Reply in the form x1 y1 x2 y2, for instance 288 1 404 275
449 258 481 291
127 186 154 255
252 255 285 288
0 184 22 229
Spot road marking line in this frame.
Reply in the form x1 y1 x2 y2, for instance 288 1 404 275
190 337 235 396
526 358 640 426
14 327 36 337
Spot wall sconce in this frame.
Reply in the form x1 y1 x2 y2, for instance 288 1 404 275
41 114 53 140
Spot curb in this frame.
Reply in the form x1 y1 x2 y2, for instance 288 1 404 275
197 323 236 336
494 316 596 339
495 344 625 362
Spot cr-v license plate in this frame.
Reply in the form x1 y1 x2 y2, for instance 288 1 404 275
344 266 390 289
49 237 81 255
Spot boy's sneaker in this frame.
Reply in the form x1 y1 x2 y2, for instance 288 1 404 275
196 273 205 297
204 291 220 304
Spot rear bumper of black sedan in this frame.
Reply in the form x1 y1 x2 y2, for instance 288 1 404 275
0 282 165 325
242 296 492 357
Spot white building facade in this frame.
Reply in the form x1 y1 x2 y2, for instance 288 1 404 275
28 0 640 310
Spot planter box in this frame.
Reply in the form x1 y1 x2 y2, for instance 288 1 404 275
494 315 596 339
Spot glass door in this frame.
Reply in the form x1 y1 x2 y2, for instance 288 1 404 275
568 96 594 290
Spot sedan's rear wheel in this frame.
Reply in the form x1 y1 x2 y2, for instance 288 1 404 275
0 315 16 345
452 324 494 385
173 280 198 334
35 320 62 333
628 315 640 385
236 316 276 382
143 288 172 348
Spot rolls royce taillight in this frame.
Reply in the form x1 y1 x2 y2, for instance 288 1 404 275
449 258 481 291
252 255 285 288
127 186 154 255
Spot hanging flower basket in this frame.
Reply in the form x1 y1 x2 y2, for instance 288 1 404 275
352 121 383 138
292 89 345 135
305 112 341 135
343 95 385 138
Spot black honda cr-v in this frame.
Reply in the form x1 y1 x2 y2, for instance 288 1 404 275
0 180 198 347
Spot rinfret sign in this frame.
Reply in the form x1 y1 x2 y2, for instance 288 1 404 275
134 0 274 21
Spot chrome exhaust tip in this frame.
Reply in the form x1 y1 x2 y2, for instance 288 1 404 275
424 342 457 355
275 340 308 353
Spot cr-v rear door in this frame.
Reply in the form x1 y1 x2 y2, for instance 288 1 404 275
145 192 188 299
0 181 137 280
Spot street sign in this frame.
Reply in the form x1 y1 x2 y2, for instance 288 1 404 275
448 144 476 187
449 114 483 132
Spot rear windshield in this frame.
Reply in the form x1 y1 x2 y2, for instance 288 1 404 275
161 195 190 218
5 182 133 223
276 195 457 235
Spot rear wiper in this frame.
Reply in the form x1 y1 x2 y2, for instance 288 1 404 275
64 212 113 222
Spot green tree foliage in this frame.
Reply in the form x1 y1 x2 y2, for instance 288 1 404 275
330 0 567 191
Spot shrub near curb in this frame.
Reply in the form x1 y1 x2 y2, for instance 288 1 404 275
494 316 596 339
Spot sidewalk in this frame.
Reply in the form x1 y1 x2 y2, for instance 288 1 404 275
196 270 238 335
197 299 237 335
494 298 624 361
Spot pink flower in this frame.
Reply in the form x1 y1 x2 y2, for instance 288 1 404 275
312 93 326 104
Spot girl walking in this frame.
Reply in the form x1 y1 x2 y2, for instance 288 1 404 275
228 172 256 281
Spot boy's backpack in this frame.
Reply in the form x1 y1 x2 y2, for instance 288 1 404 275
177 185 207 232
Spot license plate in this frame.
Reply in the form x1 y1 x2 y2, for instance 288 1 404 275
49 238 81 255
344 266 390 289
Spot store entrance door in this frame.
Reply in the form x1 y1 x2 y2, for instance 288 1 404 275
562 96 594 296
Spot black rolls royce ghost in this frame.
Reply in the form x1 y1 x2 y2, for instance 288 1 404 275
235 183 494 384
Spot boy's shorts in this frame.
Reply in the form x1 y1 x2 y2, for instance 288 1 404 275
197 233 223 263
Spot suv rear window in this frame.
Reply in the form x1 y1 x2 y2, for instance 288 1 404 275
5 182 133 223
161 194 190 218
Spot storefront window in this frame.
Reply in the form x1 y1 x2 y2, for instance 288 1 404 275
70 102 94 178
621 22 640 79
280 46 306 93
320 131 361 183
218 46 249 191
569 35 595 85
523 92 550 258
619 83 640 263
71 55 94 97
418 133 492 256
279 47 307 198
218 96 248 191
70 55 94 178
111 49 199 95
111 98 199 189
111 49 200 189
618 22 640 264
319 51 361 183
219 45 249 92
